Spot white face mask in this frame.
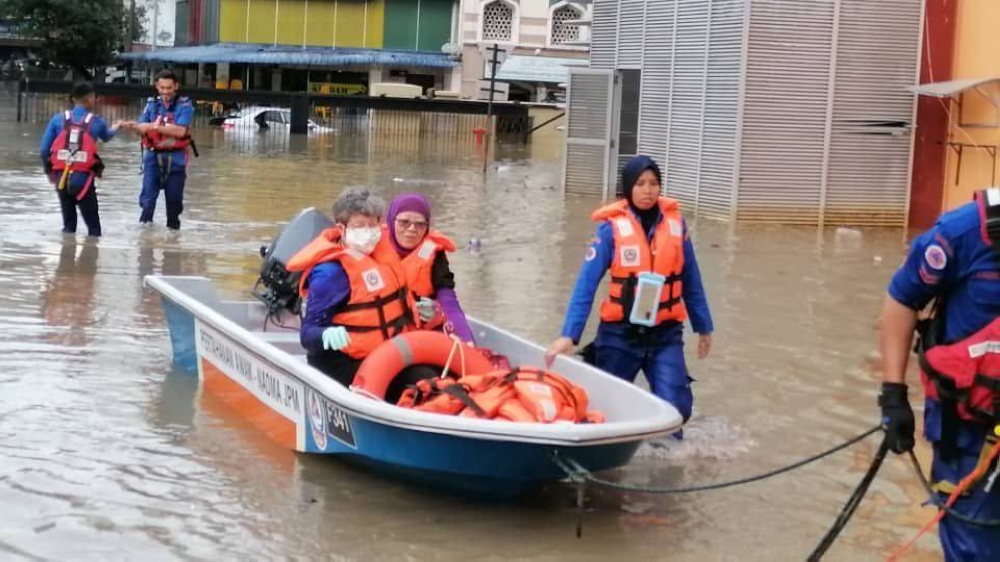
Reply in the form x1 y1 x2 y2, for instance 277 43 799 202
344 226 382 255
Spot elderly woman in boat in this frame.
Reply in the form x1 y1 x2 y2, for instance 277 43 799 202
387 193 475 344
288 188 414 386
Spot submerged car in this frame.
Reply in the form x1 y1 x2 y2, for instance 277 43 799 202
221 107 334 133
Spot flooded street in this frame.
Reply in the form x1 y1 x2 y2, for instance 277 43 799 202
0 102 944 561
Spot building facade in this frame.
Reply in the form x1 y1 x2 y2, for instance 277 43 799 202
457 0 590 101
144 0 462 92
565 0 925 226
909 0 1000 230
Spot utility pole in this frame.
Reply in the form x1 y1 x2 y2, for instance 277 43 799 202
482 42 500 174
126 0 136 52
151 0 159 51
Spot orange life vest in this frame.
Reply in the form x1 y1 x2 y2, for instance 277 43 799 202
140 97 194 152
287 227 414 359
400 230 455 330
397 368 605 424
592 198 687 326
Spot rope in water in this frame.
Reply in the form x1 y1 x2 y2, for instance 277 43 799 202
553 425 1000 560
551 425 881 494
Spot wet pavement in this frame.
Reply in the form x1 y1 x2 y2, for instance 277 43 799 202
0 98 943 561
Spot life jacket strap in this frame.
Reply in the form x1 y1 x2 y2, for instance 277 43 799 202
339 288 408 312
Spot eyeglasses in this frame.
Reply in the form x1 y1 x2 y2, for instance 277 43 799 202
395 219 429 232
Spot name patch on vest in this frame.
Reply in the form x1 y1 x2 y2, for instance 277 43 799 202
620 245 641 267
968 341 1000 358
417 240 437 261
362 269 385 292
615 218 634 237
56 150 89 163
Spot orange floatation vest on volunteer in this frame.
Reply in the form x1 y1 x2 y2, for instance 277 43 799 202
49 111 103 201
140 97 195 153
591 197 687 326
400 229 456 330
287 227 414 359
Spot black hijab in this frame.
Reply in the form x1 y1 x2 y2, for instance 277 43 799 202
620 155 663 235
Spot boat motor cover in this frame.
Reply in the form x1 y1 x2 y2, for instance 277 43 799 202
253 207 334 314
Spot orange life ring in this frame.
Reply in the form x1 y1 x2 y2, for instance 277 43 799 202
351 330 495 400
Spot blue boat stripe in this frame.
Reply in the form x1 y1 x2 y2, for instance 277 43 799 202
392 336 415 366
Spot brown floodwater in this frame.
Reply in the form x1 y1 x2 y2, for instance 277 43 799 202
0 98 943 561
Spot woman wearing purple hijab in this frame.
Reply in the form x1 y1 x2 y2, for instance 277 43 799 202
387 193 475 344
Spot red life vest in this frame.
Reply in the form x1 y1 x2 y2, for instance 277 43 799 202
401 230 455 331
287 227 414 360
49 111 100 201
918 188 1000 425
591 198 687 326
141 97 193 152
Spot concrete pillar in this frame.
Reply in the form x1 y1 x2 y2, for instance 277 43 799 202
290 95 309 135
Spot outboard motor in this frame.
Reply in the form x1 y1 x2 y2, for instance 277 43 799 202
252 207 334 315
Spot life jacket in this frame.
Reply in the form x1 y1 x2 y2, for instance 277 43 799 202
591 198 687 326
400 229 455 330
141 97 195 153
397 367 606 424
287 227 414 359
917 188 1000 445
49 111 101 201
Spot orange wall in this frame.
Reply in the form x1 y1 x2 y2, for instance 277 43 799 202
943 0 1000 210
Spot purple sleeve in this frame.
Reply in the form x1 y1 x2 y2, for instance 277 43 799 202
300 262 351 354
436 287 476 344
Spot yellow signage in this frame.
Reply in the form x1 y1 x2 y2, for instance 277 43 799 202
308 82 368 95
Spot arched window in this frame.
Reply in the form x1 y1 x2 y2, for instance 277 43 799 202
481 0 515 43
550 3 582 45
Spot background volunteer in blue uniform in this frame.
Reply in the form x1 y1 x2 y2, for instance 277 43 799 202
40 81 125 237
131 69 193 230
880 190 1000 561
545 155 714 432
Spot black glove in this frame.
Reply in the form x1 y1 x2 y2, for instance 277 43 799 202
879 382 915 454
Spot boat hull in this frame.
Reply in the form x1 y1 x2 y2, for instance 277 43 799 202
149 276 679 498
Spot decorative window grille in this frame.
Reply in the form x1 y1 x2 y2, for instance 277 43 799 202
551 4 582 44
482 1 514 42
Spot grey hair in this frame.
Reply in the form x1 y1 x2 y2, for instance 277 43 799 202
332 188 386 224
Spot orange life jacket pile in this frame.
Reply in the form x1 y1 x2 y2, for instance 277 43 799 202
397 367 605 424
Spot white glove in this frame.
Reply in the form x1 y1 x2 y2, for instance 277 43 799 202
416 297 437 323
321 326 350 351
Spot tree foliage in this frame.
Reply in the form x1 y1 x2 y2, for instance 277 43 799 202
0 0 144 77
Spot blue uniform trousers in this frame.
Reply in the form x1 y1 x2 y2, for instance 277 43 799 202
592 321 694 422
140 153 186 229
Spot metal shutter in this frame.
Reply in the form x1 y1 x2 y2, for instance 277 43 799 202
823 0 922 226
697 0 745 219
563 69 616 197
616 0 646 68
737 0 836 224
590 0 619 70
663 0 710 210
638 0 677 178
